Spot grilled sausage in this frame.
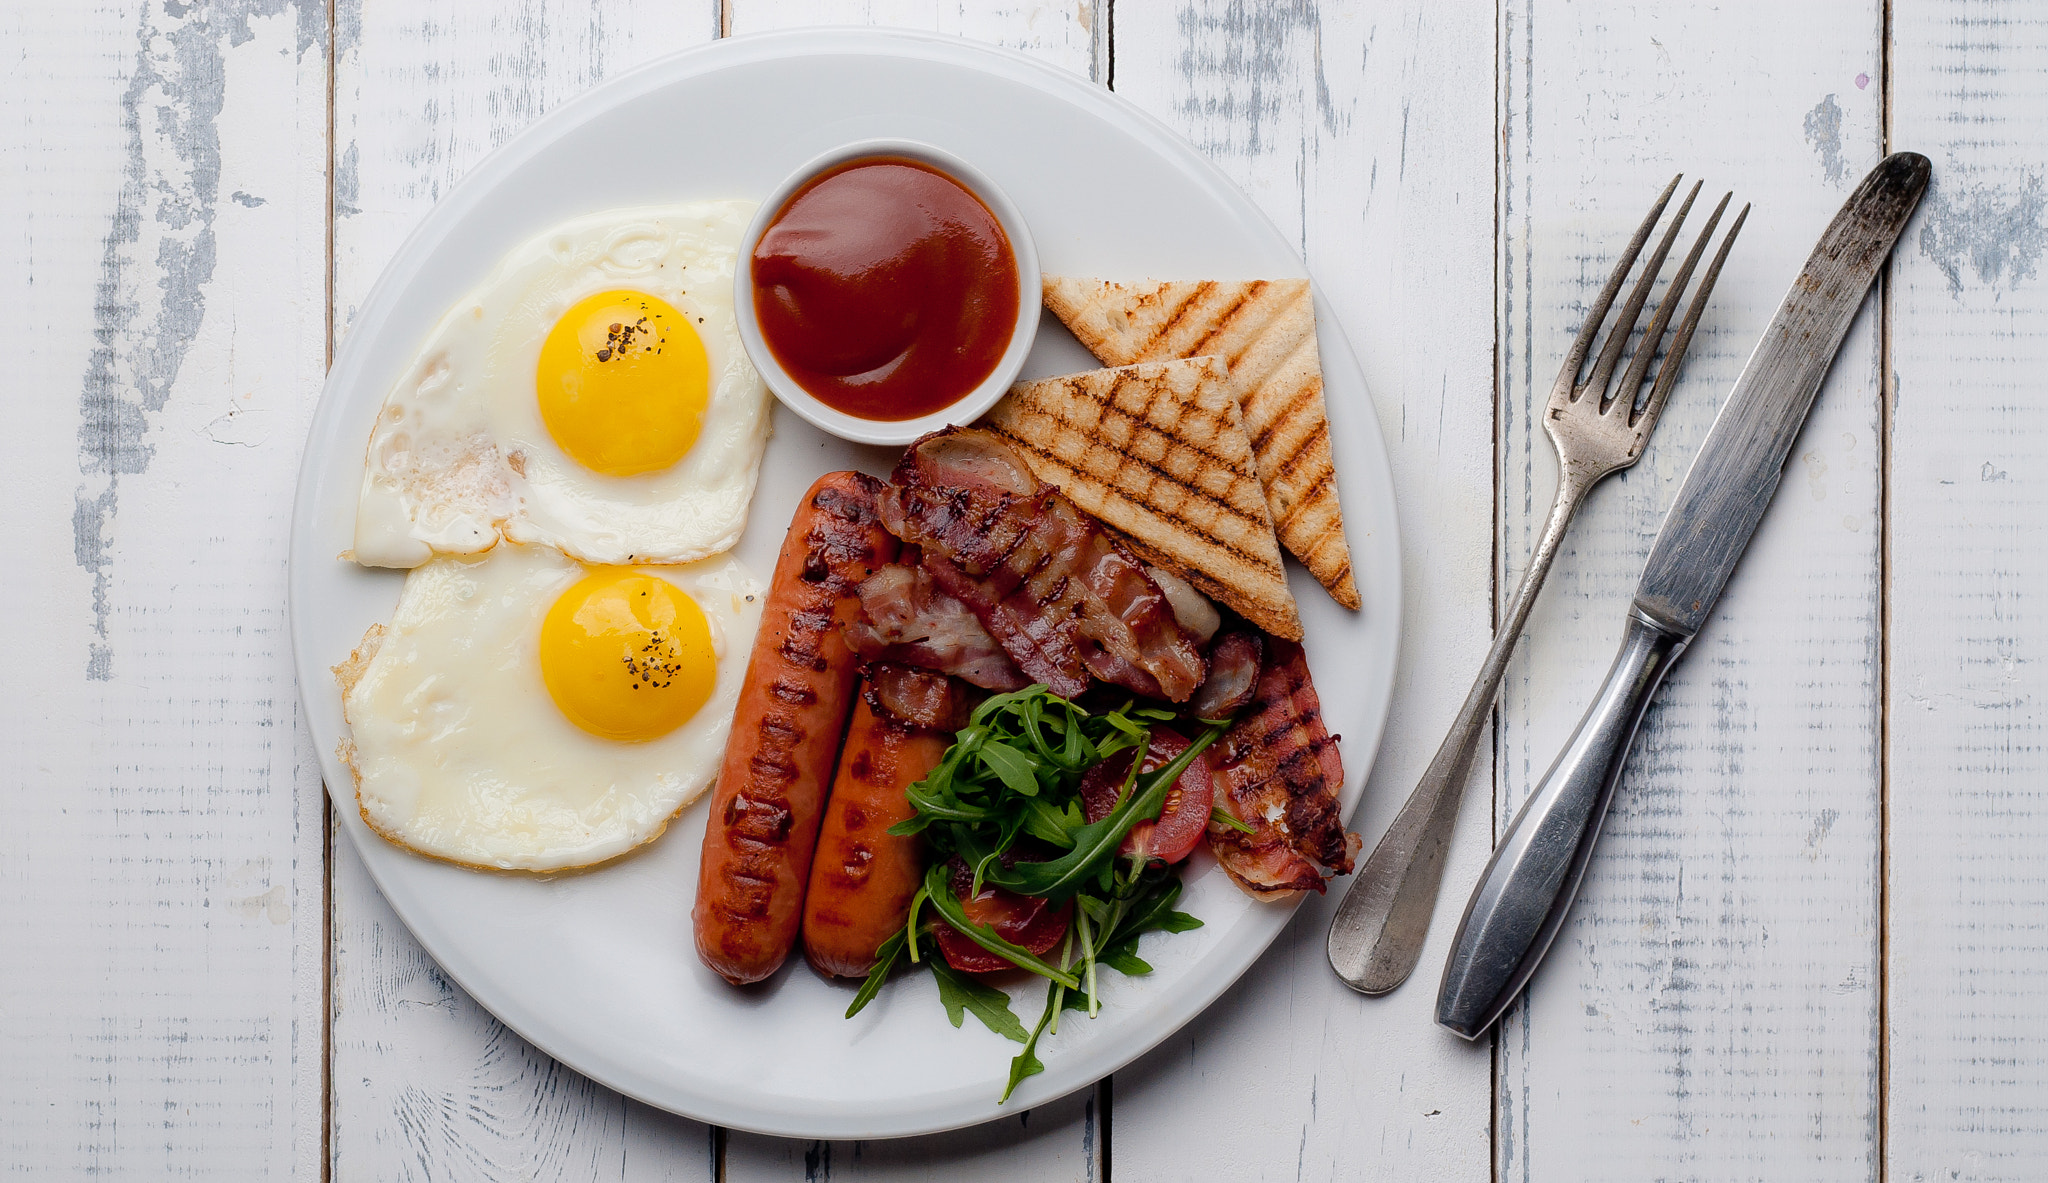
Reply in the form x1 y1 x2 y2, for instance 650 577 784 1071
693 472 897 984
800 695 945 978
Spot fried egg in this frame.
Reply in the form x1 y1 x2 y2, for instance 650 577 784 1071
352 202 770 568
337 543 764 871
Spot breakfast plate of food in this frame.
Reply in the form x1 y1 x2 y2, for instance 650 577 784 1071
290 28 1401 1138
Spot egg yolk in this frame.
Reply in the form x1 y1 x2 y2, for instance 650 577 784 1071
540 568 716 741
537 290 709 476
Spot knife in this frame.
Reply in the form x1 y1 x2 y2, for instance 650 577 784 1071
1434 152 1931 1041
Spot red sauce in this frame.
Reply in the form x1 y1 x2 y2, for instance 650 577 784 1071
751 158 1020 421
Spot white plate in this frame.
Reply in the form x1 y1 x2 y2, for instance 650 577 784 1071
290 28 1402 1139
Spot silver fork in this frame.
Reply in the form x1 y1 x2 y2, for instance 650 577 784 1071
1327 176 1748 995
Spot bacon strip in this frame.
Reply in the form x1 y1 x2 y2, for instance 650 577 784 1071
1188 628 1263 719
879 428 1207 703
1205 639 1359 898
843 562 1029 691
861 662 983 733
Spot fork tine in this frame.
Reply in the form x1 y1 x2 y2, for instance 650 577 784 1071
1548 174 1682 405
1582 180 1703 406
1632 201 1750 428
1614 190 1732 424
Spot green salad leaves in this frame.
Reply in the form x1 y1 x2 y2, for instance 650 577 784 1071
846 685 1226 1100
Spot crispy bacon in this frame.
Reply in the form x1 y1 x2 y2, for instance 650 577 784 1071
1188 628 1264 719
879 428 1207 703
861 662 983 733
1205 638 1359 898
843 562 1029 691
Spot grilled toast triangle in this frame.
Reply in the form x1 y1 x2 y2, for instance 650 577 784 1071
1042 277 1360 610
984 357 1303 641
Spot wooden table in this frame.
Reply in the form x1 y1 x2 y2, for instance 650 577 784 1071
6 1 2041 1177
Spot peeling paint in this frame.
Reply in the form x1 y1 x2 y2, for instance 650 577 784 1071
230 884 293 925
1804 807 1840 856
1917 171 2048 297
1171 0 1351 161
334 141 360 219
72 0 321 680
1803 94 1845 186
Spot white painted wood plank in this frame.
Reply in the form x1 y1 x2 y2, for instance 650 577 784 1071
0 0 329 1176
328 4 719 1179
1887 5 2048 1180
1495 3 1885 1177
725 0 1103 82
1104 4 1499 1180
329 849 716 1180
716 5 1104 1179
725 1101 1101 1183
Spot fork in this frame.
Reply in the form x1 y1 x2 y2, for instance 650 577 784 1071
1327 176 1748 996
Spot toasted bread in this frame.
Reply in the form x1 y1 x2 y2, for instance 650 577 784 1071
985 357 1303 640
1042 277 1359 610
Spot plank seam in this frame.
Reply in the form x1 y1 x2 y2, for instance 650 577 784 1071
322 0 338 1178
1104 0 1116 92
1490 0 1517 1175
1876 0 1895 1178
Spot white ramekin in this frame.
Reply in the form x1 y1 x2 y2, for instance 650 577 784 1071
734 138 1041 447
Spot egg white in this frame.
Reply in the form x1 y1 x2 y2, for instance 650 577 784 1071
352 201 770 569
337 543 764 871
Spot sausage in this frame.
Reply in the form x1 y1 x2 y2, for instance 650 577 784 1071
800 695 945 978
693 472 897 984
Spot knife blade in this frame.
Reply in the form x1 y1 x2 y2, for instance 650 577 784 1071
1434 152 1931 1041
1634 151 1932 636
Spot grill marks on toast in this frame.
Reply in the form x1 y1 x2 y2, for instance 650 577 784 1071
1041 277 1360 610
986 357 1303 640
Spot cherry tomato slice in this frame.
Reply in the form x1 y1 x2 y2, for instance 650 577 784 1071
934 858 1072 974
1078 727 1215 865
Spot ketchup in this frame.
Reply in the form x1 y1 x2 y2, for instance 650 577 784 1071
751 158 1019 421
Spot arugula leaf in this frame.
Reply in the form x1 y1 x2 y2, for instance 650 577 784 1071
845 929 908 1019
988 723 1225 899
1081 870 1204 984
901 883 930 964
920 864 1081 989
1074 897 1102 1015
885 689 1180 871
1019 797 1082 848
976 739 1043 797
1117 877 1201 939
1001 941 1089 1103
930 959 1028 1043
1208 804 1257 834
1002 983 1059 1102
844 683 1244 1101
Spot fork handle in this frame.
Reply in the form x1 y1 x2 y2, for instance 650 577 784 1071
1434 609 1688 1039
1326 468 1595 995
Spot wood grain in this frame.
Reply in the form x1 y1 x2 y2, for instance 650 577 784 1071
326 3 718 1179
726 0 1105 82
1104 4 1498 1180
0 0 329 1176
4 0 2042 1174
1494 2 1886 1178
1887 4 2048 1180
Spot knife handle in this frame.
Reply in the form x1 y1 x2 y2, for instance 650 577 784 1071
1435 610 1687 1039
